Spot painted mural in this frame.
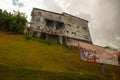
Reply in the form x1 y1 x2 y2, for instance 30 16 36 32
78 41 120 66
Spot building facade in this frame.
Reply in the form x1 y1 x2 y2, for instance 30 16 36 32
29 8 92 46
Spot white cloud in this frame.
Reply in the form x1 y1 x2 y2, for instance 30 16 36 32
0 0 45 21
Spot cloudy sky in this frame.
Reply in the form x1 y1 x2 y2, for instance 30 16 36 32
0 0 120 49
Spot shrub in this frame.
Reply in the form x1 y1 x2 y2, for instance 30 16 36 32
0 9 27 34
25 35 32 40
40 40 51 46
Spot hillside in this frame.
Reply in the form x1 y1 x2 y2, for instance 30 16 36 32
0 31 120 80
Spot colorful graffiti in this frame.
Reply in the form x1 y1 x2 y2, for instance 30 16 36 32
78 41 120 66
79 45 99 63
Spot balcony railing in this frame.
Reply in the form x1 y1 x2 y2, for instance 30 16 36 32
42 27 64 35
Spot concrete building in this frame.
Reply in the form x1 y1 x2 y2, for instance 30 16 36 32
29 8 92 46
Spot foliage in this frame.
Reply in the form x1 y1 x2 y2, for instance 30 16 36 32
0 9 27 34
40 39 51 45
25 35 32 40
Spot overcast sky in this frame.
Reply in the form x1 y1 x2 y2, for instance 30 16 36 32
0 0 120 49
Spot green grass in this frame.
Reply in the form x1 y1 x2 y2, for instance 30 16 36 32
0 31 120 80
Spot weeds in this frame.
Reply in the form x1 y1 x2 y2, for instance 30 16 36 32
25 35 32 40
40 40 51 46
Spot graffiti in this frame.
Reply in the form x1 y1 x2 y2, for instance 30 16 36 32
78 41 120 66
79 47 99 63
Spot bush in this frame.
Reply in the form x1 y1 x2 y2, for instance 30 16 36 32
25 35 32 40
40 40 51 46
0 9 27 34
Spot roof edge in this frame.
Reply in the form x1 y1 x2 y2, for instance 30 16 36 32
33 7 62 15
32 8 89 23
62 12 89 23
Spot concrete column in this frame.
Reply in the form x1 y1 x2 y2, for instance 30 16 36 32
59 36 63 44
37 32 41 38
54 21 56 29
53 21 56 33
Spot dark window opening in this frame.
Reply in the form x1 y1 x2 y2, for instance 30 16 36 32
82 27 87 30
36 26 40 30
74 32 76 35
67 31 69 33
67 38 72 42
45 19 54 27
56 22 64 34
45 19 54 33
84 35 89 40
35 17 40 21
56 22 64 30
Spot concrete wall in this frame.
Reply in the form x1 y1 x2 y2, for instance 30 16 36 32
63 13 91 42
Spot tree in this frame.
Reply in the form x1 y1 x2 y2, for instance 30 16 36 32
0 9 27 34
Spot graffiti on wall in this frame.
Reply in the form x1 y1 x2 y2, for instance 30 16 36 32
79 47 99 63
78 41 120 66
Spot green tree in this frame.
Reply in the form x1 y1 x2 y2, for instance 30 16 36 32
0 9 27 34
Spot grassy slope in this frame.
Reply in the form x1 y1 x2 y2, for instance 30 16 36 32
0 32 120 80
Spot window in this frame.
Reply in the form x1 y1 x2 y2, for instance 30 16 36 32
35 17 41 21
36 26 40 30
38 12 41 16
84 35 89 40
74 32 76 35
67 31 69 33
67 38 72 42
82 27 87 30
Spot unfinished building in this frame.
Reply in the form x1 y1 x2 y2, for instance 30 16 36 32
28 8 92 46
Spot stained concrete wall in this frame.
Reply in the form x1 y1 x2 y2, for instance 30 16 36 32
63 13 91 42
30 8 92 46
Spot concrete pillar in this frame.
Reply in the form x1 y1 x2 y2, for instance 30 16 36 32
37 32 41 38
53 21 56 33
59 36 63 44
53 21 56 30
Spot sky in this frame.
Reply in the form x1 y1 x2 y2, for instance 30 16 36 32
0 0 120 49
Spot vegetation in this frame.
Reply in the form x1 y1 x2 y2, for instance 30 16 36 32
0 32 120 80
25 35 33 40
0 9 27 34
40 39 52 45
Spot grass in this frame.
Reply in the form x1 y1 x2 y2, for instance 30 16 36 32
0 31 120 80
